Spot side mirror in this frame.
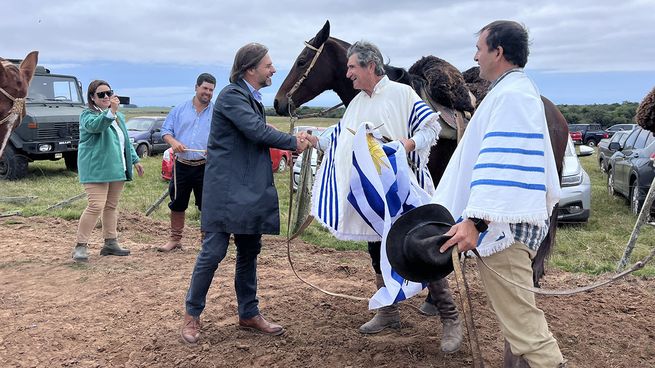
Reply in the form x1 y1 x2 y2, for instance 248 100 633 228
577 145 594 157
608 142 621 151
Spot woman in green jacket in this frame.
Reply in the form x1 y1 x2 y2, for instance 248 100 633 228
72 80 144 262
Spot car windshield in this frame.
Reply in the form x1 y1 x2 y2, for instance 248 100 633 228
27 75 83 103
126 118 155 131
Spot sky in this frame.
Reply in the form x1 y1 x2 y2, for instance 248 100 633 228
4 0 654 108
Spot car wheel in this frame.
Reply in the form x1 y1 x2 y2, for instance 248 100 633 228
0 145 29 180
586 139 597 147
63 151 78 172
277 156 287 173
599 157 605 172
136 144 149 158
607 169 616 196
630 183 643 215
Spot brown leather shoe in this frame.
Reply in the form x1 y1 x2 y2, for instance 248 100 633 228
181 313 201 344
238 314 285 336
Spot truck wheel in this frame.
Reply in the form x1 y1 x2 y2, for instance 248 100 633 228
136 144 149 158
586 139 597 147
0 145 29 180
63 151 78 172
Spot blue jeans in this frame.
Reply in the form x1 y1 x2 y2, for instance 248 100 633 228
185 232 262 319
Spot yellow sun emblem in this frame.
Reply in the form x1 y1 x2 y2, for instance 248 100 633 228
366 133 390 175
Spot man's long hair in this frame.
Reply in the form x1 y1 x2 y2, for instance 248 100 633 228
229 43 268 83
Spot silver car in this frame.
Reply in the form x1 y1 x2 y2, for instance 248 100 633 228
558 137 593 223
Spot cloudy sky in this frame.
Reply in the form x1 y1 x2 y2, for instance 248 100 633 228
5 0 654 108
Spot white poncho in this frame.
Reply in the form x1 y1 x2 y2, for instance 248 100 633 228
431 70 561 257
311 76 440 241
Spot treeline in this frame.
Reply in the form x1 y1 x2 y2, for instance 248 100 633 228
556 102 638 128
265 106 345 119
266 102 639 129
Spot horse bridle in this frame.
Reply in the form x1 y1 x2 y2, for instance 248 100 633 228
285 41 326 118
0 86 26 126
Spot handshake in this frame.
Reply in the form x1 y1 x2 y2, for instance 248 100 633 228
295 131 319 153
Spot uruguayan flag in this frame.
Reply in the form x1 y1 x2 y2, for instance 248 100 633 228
347 123 432 309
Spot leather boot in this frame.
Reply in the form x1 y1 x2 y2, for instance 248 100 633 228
427 278 463 353
181 313 201 344
359 274 400 334
100 238 130 256
72 243 89 262
419 293 439 316
503 340 531 368
158 211 185 252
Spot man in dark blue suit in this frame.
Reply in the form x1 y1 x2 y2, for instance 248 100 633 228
180 43 316 344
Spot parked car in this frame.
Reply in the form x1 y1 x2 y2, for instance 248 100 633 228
268 124 293 173
161 148 175 181
568 123 608 147
292 125 337 190
291 125 319 163
605 123 636 138
160 124 292 181
126 116 167 157
558 138 593 223
597 130 630 173
569 130 583 144
607 126 655 215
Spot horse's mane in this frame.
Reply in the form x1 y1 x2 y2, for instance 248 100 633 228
407 56 474 113
636 86 655 133
462 66 490 106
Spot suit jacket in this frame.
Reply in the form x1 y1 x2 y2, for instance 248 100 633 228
201 80 297 234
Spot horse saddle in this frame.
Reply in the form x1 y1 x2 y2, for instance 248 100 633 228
417 84 470 142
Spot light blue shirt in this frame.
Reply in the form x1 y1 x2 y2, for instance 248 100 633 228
243 79 263 104
161 98 213 160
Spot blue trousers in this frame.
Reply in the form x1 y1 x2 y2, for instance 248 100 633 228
185 232 262 319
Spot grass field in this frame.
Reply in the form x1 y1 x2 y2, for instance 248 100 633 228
1 111 653 276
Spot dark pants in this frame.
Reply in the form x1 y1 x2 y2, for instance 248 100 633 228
185 232 263 319
168 161 205 212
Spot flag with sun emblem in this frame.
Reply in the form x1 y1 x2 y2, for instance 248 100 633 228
347 123 432 309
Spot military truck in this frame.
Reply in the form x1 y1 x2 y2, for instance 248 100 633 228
0 62 84 180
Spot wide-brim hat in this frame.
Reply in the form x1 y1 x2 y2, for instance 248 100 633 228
386 204 456 283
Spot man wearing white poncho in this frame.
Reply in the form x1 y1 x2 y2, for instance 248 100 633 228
433 21 566 367
312 41 463 353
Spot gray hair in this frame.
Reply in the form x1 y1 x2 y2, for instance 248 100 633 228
346 41 385 76
229 43 269 83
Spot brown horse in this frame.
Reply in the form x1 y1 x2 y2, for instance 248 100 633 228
274 21 569 286
0 51 38 160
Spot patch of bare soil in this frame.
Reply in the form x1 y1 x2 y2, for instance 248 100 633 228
0 213 653 367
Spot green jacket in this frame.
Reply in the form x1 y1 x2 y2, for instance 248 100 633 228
77 108 140 184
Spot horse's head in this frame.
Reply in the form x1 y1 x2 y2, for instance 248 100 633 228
0 51 38 158
274 21 352 116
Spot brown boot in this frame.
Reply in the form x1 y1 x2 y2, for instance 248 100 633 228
158 211 185 252
503 340 531 368
181 313 201 344
238 314 285 336
359 274 400 334
427 278 463 353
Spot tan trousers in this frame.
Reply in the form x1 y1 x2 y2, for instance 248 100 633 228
76 181 125 243
477 242 564 368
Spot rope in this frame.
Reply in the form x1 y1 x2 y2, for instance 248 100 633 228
0 86 26 125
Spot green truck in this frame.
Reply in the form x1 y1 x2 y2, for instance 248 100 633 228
0 62 84 180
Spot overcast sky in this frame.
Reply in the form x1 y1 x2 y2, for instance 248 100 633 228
5 0 655 107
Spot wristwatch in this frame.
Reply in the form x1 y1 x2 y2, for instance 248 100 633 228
468 217 488 233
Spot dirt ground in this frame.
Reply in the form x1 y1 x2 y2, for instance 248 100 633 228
0 213 653 368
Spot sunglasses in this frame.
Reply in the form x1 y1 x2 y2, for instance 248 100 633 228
95 90 114 98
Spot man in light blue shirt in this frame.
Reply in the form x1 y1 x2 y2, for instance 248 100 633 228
159 73 215 252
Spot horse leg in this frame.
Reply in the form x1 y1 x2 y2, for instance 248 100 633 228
427 138 458 187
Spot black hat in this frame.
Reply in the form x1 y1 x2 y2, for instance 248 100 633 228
386 204 457 283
